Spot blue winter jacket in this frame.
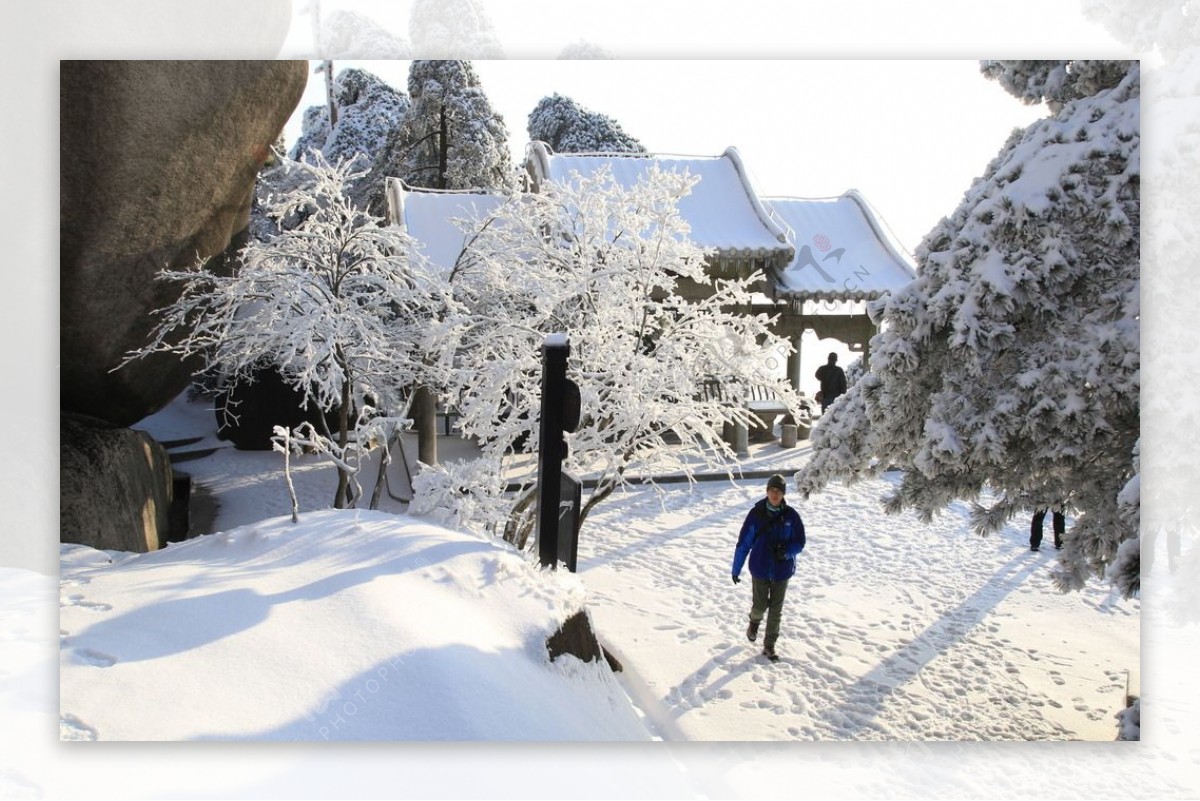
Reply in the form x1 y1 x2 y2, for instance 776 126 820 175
732 498 806 582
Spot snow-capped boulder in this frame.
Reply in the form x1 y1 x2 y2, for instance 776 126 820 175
60 60 309 428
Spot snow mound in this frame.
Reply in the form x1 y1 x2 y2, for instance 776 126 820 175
58 510 650 741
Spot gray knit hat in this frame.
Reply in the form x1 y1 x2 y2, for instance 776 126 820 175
766 474 787 493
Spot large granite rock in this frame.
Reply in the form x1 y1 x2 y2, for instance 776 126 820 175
60 59 309 427
60 413 175 553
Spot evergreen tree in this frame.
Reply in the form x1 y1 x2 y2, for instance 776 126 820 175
796 61 1140 597
286 67 410 213
391 60 516 193
979 59 1131 112
288 67 410 170
527 93 646 154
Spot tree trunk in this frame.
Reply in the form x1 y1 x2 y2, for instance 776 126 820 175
334 375 351 508
324 59 338 127
437 107 448 189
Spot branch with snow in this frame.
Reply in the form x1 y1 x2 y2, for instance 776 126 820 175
797 61 1141 597
123 151 458 509
412 164 805 546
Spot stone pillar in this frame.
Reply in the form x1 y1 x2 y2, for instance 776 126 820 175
787 335 803 392
780 423 798 448
733 422 749 456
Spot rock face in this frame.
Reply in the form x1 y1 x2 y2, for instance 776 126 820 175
60 60 309 427
60 413 175 553
546 610 623 672
59 59 308 553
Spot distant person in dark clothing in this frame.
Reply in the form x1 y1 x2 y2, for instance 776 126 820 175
732 474 806 662
815 352 847 413
1030 508 1065 551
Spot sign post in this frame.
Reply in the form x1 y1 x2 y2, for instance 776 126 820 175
536 334 581 570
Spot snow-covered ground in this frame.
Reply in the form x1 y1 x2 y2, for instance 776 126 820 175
52 391 1139 745
8 391 1198 796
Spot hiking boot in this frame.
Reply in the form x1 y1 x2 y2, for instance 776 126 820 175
763 643 779 662
746 618 760 642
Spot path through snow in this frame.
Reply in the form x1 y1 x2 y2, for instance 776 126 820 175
580 463 1138 741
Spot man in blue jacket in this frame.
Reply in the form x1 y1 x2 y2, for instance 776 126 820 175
732 474 806 662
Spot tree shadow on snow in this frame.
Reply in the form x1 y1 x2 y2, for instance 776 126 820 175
65 540 493 664
815 552 1043 738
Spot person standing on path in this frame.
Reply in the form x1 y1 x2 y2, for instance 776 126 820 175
1030 507 1065 551
731 474 806 662
815 352 847 413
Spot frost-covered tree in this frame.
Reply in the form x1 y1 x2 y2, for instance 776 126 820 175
409 0 504 58
382 59 518 464
412 166 803 547
391 60 517 193
527 93 646 154
283 66 410 221
979 59 1131 113
125 153 453 510
795 61 1140 597
289 67 411 164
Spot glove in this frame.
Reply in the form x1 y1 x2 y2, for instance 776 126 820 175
732 574 741 584
773 542 788 561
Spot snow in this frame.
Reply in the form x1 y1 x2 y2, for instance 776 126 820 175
49 392 1142 747
766 192 917 301
390 184 506 271
60 509 646 742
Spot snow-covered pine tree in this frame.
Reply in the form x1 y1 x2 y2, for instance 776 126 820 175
527 93 646 154
389 60 516 193
282 66 411 221
795 61 1140 597
125 153 454 510
411 165 803 547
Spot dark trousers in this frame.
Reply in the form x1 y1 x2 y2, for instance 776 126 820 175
1031 509 1065 549
750 577 790 647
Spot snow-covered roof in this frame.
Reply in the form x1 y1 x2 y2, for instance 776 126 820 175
526 142 794 266
385 178 506 272
764 192 917 302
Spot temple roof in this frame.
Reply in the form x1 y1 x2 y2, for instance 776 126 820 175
385 179 504 272
386 148 917 306
525 142 794 265
764 192 916 303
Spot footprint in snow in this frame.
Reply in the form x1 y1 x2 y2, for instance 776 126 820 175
60 595 112 612
71 648 116 668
